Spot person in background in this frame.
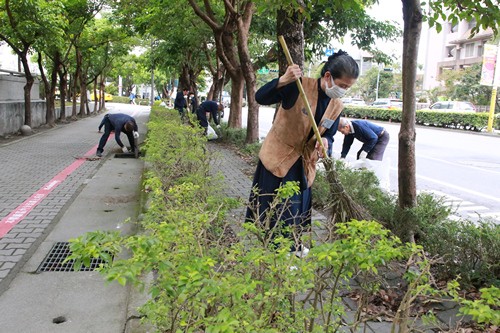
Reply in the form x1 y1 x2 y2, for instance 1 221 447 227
196 100 223 134
174 88 189 117
338 118 389 161
129 92 136 105
189 92 198 113
97 113 139 157
245 50 359 257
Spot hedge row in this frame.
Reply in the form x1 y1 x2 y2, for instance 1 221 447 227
344 106 500 132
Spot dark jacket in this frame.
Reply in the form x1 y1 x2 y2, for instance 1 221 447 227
341 120 384 158
99 113 137 148
197 100 220 126
174 91 187 109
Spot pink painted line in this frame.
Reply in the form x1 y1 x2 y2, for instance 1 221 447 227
0 145 99 238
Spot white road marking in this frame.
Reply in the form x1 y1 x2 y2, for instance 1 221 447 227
419 155 500 175
394 168 500 204
455 205 489 212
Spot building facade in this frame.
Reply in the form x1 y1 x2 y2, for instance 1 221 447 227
423 19 493 90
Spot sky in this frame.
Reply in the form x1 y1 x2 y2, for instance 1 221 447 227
365 0 429 66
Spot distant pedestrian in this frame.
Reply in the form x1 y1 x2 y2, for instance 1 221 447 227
189 92 198 113
129 92 136 105
338 118 389 161
97 113 139 157
196 100 223 135
174 88 189 117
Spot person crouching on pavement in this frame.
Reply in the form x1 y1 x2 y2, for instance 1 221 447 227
338 117 389 161
196 100 223 135
96 113 139 157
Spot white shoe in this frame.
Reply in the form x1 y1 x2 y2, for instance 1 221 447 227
294 245 309 258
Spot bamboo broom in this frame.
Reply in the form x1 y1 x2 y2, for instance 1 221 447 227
277 36 370 225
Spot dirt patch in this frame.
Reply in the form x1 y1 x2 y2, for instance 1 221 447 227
103 195 137 204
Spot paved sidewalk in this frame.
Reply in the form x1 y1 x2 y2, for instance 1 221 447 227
0 103 150 332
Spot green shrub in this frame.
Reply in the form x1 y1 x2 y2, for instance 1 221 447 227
313 162 500 288
343 106 496 131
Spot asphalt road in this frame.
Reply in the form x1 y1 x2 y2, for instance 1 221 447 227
232 106 500 224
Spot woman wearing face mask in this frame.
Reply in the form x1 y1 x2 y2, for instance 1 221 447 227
246 50 359 257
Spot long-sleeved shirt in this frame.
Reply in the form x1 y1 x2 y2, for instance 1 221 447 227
341 120 384 158
198 100 220 125
174 91 187 109
99 113 138 147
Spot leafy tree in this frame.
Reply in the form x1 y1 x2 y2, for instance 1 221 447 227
0 0 65 127
188 0 259 143
439 63 492 105
349 67 398 102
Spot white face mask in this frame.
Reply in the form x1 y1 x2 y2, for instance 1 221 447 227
325 77 346 99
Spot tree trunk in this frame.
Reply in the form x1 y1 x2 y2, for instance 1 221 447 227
71 70 78 119
58 68 68 122
187 0 244 129
277 6 305 73
92 80 98 114
236 2 259 143
398 0 423 242
99 75 106 112
19 55 34 127
37 52 59 127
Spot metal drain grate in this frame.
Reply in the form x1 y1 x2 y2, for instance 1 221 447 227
37 242 111 272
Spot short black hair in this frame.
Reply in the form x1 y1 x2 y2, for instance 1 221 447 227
124 121 134 132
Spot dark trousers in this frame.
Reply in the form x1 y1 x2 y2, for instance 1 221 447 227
196 107 209 132
246 159 311 251
97 117 113 154
367 131 390 161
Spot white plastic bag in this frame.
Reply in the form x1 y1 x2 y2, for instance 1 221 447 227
350 158 391 191
206 124 218 140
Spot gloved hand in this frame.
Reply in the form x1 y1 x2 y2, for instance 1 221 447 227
359 151 368 160
133 131 139 139
216 124 221 129
122 146 129 153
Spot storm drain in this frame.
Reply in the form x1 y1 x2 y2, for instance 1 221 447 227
37 242 111 272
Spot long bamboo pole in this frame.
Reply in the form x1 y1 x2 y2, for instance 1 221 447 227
277 36 327 158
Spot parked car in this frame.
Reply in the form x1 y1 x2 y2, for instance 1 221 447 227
426 101 476 113
90 92 113 102
342 97 366 106
370 98 403 109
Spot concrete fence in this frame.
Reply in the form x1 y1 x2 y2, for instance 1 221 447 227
0 71 78 137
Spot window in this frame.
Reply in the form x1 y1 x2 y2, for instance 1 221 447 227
465 43 474 57
446 46 455 58
477 44 483 57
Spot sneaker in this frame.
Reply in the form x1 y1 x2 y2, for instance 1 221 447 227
96 151 102 157
294 245 310 258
